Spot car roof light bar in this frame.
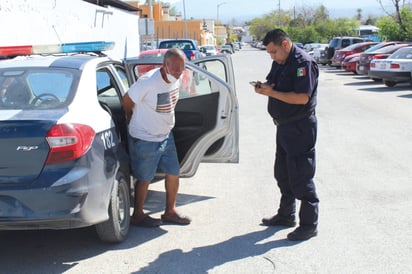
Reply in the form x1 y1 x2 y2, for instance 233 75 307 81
0 41 115 57
0 45 33 56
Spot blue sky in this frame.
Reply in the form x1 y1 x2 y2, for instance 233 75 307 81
160 0 394 22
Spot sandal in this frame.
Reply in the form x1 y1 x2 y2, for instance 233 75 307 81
161 212 191 225
130 214 161 227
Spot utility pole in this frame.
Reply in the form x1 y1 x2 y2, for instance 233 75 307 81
217 2 227 24
278 0 281 27
183 0 188 38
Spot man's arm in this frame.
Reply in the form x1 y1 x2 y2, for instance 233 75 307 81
122 93 134 125
255 83 309 105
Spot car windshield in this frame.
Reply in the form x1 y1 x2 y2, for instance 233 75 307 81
373 44 407 54
329 39 339 47
0 68 76 110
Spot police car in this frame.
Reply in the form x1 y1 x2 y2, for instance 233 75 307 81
369 46 412 87
0 41 239 242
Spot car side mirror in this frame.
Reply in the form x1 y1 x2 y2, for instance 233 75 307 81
200 47 206 53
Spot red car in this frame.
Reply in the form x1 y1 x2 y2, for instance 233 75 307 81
342 53 362 73
330 41 378 68
134 48 196 96
135 48 167 76
356 43 411 75
342 42 402 74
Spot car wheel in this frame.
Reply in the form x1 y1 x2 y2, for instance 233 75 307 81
95 171 130 243
384 80 396 87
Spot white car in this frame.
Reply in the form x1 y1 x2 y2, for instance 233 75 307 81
312 44 329 64
0 41 239 243
369 46 412 87
199 44 219 56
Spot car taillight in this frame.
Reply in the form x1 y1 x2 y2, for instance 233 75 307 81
390 63 400 69
370 63 375 68
190 52 196 60
373 55 387 60
45 124 95 164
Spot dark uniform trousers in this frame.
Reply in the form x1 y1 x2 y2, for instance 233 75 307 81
274 114 319 227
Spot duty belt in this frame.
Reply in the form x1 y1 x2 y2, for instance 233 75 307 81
273 110 315 126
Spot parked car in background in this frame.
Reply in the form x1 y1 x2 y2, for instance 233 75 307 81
233 41 242 50
368 46 412 87
331 41 378 68
325 36 367 65
356 42 411 76
199 44 220 56
295 42 304 49
314 44 330 65
158 39 204 61
304 43 328 58
342 53 362 73
220 44 233 54
135 48 167 76
342 42 396 74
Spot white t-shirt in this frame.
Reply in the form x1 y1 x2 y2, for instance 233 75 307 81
128 68 180 142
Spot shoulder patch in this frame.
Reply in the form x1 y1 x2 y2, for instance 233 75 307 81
297 67 306 77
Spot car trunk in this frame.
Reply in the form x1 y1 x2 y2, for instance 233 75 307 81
0 119 55 184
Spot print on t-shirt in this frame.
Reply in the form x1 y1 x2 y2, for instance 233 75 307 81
156 88 179 113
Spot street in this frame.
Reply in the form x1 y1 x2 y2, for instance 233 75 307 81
1 45 412 273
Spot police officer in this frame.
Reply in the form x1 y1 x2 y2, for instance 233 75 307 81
254 29 319 241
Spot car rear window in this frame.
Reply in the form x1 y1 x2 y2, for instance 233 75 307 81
159 41 194 50
0 68 76 110
389 47 412 59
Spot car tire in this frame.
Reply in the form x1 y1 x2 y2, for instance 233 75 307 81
95 171 130 243
384 80 396 87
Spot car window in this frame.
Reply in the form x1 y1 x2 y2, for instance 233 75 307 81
341 39 350 48
96 68 123 111
115 66 129 90
389 47 412 59
365 43 386 53
180 59 228 99
0 68 75 109
329 39 338 48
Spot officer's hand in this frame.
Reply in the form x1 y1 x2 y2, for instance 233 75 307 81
255 82 274 96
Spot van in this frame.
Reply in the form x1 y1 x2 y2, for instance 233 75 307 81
325 36 367 65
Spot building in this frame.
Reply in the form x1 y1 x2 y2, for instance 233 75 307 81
127 1 227 47
0 0 142 59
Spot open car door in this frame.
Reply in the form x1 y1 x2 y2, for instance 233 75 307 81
124 54 239 177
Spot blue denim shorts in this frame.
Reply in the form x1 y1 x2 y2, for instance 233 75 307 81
128 132 180 182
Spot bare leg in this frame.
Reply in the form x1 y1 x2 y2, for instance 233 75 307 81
164 174 179 214
132 180 150 218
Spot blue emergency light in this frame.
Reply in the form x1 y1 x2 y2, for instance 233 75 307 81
0 41 115 57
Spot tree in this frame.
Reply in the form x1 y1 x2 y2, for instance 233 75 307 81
377 7 412 40
377 0 408 32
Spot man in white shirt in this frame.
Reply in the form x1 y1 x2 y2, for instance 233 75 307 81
123 48 191 227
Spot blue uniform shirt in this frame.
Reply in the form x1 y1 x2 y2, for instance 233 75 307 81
266 44 319 120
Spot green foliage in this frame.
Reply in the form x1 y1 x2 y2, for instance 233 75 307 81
376 7 412 41
248 5 362 44
247 3 412 44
